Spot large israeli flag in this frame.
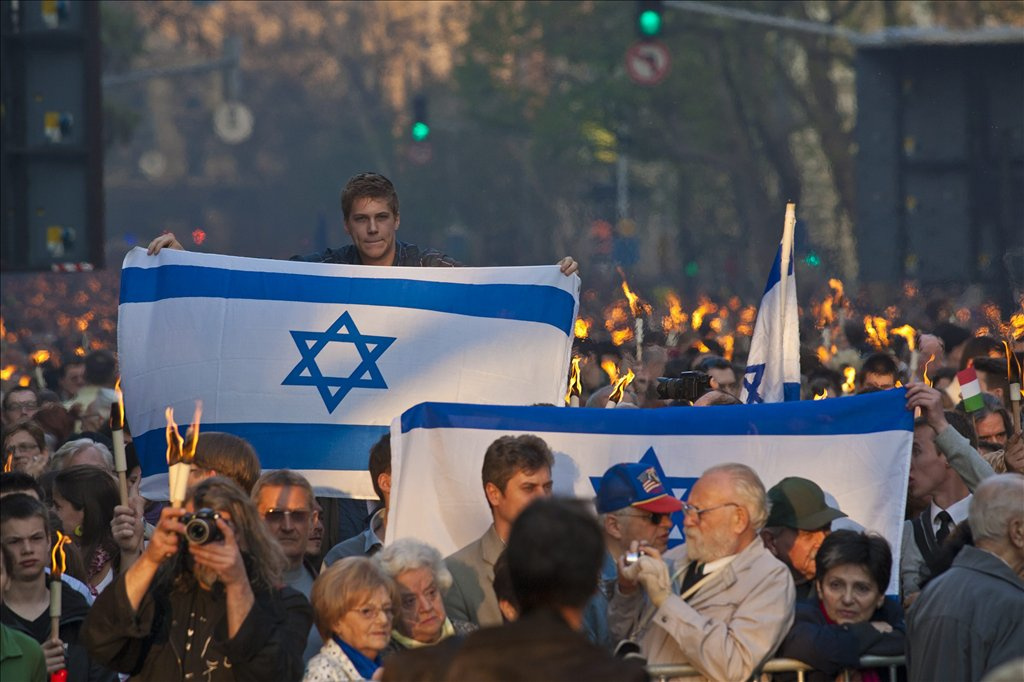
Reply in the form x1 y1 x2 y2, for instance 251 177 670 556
741 208 801 403
390 389 912 595
117 247 579 497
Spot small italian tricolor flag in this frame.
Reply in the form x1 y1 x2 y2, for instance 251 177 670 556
957 367 984 412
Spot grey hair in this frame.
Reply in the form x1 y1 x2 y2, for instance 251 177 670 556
969 473 1024 544
49 438 114 472
702 462 770 530
375 538 453 593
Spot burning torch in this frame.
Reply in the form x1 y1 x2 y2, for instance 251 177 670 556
166 401 202 508
110 379 129 505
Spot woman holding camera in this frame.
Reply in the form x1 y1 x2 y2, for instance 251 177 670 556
81 476 314 681
776 530 905 682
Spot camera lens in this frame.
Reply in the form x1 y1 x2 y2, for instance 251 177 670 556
185 519 210 544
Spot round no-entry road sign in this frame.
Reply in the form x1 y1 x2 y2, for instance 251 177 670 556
626 41 670 86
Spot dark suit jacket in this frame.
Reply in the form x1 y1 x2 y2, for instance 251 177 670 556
383 609 648 682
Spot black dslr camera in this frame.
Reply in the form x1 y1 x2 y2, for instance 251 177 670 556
181 508 224 545
656 371 713 402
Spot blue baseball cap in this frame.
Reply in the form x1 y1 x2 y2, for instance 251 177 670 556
595 463 683 514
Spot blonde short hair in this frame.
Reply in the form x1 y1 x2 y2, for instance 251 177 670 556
311 556 399 641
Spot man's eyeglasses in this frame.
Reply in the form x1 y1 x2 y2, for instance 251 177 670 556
680 502 739 520
4 442 41 456
622 510 671 526
6 402 38 412
261 508 312 525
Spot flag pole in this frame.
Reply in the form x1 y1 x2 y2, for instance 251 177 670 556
779 203 796 342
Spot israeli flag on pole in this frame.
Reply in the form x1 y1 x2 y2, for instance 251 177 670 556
390 390 911 595
741 204 801 404
117 247 579 497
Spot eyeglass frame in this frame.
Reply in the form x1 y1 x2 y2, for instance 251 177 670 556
618 509 671 526
349 603 394 621
4 442 42 456
680 501 740 521
5 401 39 412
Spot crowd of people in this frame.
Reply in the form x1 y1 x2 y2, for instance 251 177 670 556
1 172 1022 681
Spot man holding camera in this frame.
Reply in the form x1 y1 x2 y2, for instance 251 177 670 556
582 463 684 649
82 477 313 681
608 463 794 680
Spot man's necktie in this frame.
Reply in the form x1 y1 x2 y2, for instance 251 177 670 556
680 561 705 593
936 510 954 544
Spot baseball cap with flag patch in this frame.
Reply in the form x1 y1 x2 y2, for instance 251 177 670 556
596 463 684 514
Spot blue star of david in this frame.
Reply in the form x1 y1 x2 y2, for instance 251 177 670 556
590 447 698 549
282 311 396 414
743 363 766 404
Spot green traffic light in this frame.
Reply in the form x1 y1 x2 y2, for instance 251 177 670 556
411 121 430 141
638 9 662 37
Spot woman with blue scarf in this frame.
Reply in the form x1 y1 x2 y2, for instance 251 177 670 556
304 557 398 681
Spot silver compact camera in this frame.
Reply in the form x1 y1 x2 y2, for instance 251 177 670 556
624 549 646 566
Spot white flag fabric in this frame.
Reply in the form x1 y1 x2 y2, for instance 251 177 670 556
117 247 579 497
741 242 801 403
391 389 911 594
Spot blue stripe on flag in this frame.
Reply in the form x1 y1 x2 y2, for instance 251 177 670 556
120 265 576 335
762 244 795 295
401 389 912 436
133 422 388 475
783 382 801 402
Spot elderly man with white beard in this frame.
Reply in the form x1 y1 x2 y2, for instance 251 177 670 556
608 463 795 680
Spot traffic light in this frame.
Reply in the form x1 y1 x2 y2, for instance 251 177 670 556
411 94 430 142
636 0 664 39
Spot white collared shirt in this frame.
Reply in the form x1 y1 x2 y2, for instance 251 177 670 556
702 552 739 576
930 494 971 532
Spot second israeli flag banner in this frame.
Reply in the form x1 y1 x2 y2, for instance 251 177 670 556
391 389 912 595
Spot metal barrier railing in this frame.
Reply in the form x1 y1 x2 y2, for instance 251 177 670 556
646 655 906 681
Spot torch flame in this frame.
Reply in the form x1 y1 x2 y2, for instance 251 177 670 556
608 369 635 404
610 328 634 346
828 278 844 302
574 318 591 339
50 531 70 578
165 407 184 465
813 389 828 400
165 401 203 465
112 378 125 430
3 453 12 473
864 316 890 351
1004 340 1022 382
841 367 856 394
922 354 936 387
691 300 713 333
31 350 51 365
621 280 642 318
891 325 916 352
184 401 203 462
601 360 620 384
817 346 831 364
662 292 689 333
565 357 582 404
1011 312 1024 340
617 268 650 319
0 365 14 381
